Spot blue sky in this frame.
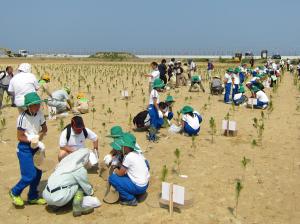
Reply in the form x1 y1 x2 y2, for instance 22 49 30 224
1 0 299 55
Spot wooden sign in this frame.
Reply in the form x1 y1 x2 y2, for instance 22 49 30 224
161 182 185 215
222 120 237 136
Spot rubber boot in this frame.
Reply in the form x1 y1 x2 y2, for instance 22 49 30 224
72 190 94 217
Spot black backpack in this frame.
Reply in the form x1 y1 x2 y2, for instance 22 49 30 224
64 124 88 142
133 110 149 128
0 71 6 81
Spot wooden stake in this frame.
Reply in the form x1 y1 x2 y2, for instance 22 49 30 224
169 183 173 216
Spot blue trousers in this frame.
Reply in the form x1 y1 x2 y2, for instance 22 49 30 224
232 84 239 99
148 104 164 129
184 122 200 136
109 174 148 201
11 142 42 200
255 100 268 109
224 83 232 102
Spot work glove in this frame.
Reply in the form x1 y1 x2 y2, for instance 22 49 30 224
103 154 113 166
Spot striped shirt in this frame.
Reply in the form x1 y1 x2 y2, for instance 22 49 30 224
17 110 46 136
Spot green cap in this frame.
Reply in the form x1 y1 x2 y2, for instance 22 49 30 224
23 92 46 107
165 95 175 102
121 132 139 151
234 67 241 73
106 125 124 138
227 68 234 73
180 105 194 114
110 138 123 151
251 85 260 93
191 75 200 82
152 78 165 89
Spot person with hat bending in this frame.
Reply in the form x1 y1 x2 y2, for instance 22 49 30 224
108 133 150 206
58 116 98 161
9 92 48 207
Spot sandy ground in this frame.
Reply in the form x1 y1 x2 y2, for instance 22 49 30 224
0 59 300 224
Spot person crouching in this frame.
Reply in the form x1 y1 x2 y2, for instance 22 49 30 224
180 105 203 136
108 133 150 206
43 148 95 217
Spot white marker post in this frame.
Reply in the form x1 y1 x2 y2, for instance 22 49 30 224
161 182 185 215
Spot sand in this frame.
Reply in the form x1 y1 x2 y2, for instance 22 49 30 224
0 59 300 224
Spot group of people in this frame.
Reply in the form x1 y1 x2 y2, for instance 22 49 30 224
2 57 296 217
3 63 151 217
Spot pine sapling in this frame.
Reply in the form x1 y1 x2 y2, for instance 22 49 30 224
235 179 243 217
161 165 168 182
209 117 217 143
174 148 181 175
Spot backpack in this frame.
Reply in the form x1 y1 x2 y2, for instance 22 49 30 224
133 110 149 128
64 124 88 142
0 71 6 81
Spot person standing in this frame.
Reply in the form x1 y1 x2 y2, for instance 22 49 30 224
207 60 214 81
187 59 197 79
286 58 291 71
158 59 167 84
8 63 39 110
250 57 255 68
224 68 234 104
0 66 14 108
9 92 47 207
144 62 160 94
297 60 300 79
232 68 240 99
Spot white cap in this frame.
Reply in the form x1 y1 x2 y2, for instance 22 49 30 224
18 63 31 73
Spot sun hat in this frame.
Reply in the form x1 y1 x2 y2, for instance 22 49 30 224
152 78 165 89
234 67 241 73
77 92 85 99
165 95 175 103
251 85 260 93
18 63 31 73
238 84 245 93
180 105 194 114
41 73 50 82
64 86 71 94
227 68 234 73
109 138 123 151
120 133 139 151
106 126 124 138
23 92 46 107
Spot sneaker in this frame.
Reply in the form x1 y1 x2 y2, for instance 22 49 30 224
225 101 233 104
9 191 24 207
120 198 138 206
28 198 47 205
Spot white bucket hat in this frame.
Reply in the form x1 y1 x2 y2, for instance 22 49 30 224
18 63 31 73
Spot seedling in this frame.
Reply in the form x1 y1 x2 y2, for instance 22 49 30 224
209 117 217 143
87 84 91 93
58 118 64 131
253 117 264 145
107 107 113 123
251 139 257 147
267 100 274 118
161 165 168 182
241 156 251 169
0 117 6 142
174 148 181 175
235 179 243 217
91 107 96 128
128 113 132 128
191 135 196 153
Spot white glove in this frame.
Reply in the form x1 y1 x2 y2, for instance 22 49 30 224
38 141 45 152
111 157 119 166
103 154 112 166
28 135 39 149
